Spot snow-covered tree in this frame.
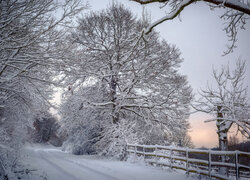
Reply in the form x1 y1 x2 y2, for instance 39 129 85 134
0 0 86 178
195 60 249 150
0 0 85 104
194 60 250 175
60 3 192 158
130 0 250 54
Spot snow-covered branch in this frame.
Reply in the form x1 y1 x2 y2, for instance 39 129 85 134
130 0 250 54
142 0 193 34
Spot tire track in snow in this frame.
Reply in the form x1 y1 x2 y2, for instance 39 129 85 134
61 156 138 180
49 151 120 180
38 151 79 180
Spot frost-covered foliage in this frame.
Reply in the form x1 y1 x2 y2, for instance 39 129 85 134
0 77 50 179
60 85 138 159
131 0 250 55
0 0 85 178
60 3 192 159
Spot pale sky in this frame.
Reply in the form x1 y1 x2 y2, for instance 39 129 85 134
60 0 250 148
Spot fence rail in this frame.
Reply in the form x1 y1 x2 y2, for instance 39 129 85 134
126 144 250 180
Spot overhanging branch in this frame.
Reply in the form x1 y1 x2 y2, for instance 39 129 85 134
204 0 250 15
131 0 250 35
131 0 250 15
143 0 194 34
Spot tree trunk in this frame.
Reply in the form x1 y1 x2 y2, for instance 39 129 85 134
110 73 118 124
217 105 228 176
0 159 5 179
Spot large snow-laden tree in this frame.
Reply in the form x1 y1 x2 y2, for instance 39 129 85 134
194 60 250 175
130 0 250 55
59 3 193 158
0 0 86 178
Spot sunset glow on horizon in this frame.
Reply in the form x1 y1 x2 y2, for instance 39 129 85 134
188 112 248 148
188 112 218 148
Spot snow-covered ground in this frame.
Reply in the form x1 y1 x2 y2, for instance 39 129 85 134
21 144 197 180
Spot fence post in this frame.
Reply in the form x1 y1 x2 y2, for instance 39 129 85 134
125 143 128 158
186 149 189 175
143 146 145 158
155 146 159 165
235 151 239 180
170 147 173 169
208 150 211 178
155 146 158 158
134 145 137 155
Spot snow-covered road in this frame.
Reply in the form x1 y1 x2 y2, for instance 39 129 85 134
22 144 197 180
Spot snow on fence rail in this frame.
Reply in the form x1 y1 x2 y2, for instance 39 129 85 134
126 144 250 180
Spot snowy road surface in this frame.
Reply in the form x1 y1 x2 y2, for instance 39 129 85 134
22 144 197 180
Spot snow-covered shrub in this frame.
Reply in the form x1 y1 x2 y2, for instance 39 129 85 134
0 98 34 179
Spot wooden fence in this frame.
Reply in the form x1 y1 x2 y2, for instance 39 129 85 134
126 144 250 180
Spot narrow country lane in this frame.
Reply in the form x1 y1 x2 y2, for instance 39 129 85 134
22 144 196 180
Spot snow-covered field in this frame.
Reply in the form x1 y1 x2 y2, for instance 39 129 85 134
21 144 198 180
